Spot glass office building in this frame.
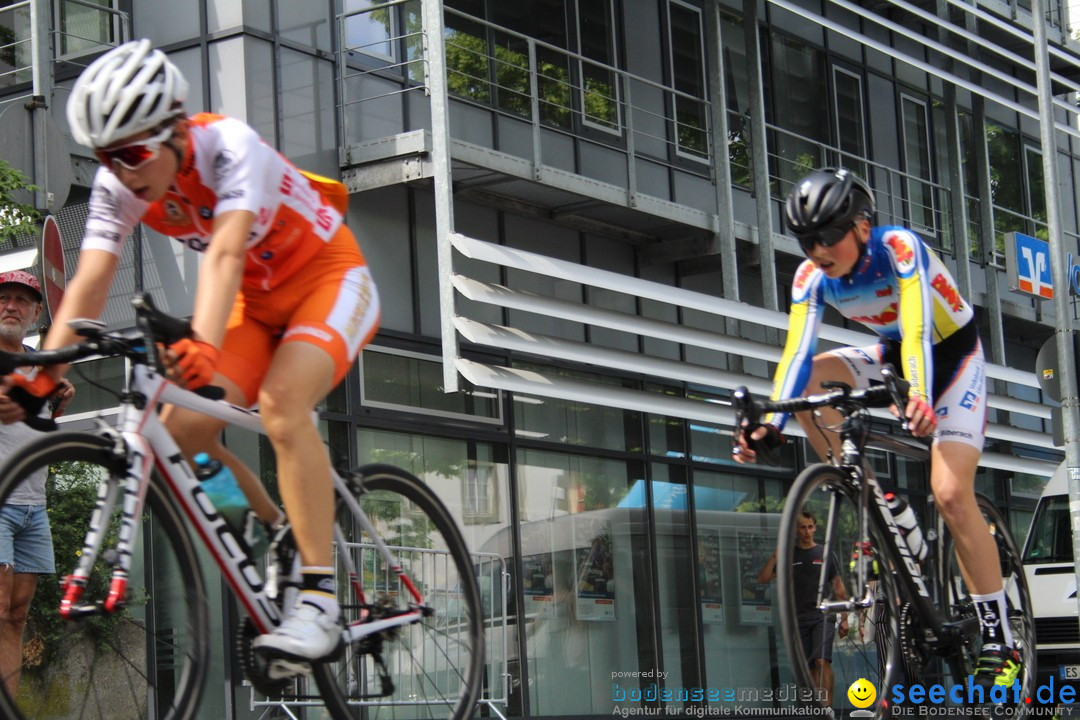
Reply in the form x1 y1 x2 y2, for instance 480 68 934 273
0 0 1071 716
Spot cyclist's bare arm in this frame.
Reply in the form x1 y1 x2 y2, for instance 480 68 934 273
189 209 252 347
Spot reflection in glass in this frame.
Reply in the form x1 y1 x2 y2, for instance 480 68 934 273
513 449 646 715
901 95 935 231
668 0 708 157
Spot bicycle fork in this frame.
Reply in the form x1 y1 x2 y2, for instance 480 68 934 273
60 434 152 620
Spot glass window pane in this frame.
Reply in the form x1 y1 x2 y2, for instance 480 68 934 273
669 1 708 158
901 95 935 231
57 0 118 57
277 0 331 51
769 34 828 186
133 0 200 46
833 67 866 171
695 470 785 704
279 48 337 174
360 347 501 420
343 0 394 59
447 16 492 104
516 449 649 715
1025 145 1046 226
579 0 619 131
513 366 643 452
0 1 31 87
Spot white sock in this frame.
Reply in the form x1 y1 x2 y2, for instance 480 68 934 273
298 565 339 620
971 590 1014 648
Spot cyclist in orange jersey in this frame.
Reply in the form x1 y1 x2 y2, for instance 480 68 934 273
4 39 380 666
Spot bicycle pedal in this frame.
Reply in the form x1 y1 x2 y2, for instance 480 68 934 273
267 658 312 680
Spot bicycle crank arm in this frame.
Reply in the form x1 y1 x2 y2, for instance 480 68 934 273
345 609 423 643
64 601 123 619
819 597 873 613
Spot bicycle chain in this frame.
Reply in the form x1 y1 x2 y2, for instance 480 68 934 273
899 602 931 671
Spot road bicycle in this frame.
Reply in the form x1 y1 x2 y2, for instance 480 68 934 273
732 367 1035 717
0 293 484 720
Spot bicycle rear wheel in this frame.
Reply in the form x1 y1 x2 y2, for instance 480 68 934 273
777 464 901 719
314 464 485 720
942 494 1035 705
0 431 209 720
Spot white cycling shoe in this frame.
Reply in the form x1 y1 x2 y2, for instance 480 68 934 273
253 603 345 668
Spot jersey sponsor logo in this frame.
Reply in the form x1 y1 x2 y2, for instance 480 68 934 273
851 348 874 364
162 199 189 227
88 184 119 222
936 407 948 418
219 189 245 201
793 263 816 292
178 236 209 252
885 232 916 274
939 429 973 439
930 273 964 312
213 149 237 182
850 302 898 327
959 391 979 411
876 285 893 297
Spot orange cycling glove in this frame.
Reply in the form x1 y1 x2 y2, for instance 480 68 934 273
169 338 220 389
8 371 58 399
6 371 60 431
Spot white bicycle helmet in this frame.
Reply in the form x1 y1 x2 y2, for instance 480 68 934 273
67 39 188 149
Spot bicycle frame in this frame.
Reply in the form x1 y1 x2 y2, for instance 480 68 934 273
817 422 960 651
61 362 424 643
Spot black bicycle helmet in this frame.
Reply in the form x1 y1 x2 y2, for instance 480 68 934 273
784 167 875 236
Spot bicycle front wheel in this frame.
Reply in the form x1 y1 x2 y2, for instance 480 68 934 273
315 464 485 720
942 494 1035 704
777 464 901 719
0 431 209 720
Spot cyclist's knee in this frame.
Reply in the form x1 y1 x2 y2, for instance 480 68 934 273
257 391 315 443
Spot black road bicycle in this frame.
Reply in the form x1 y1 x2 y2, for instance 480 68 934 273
733 367 1035 717
0 294 485 720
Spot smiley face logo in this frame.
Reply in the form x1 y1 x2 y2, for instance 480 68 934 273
847 678 876 709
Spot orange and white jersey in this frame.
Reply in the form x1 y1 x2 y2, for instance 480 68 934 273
83 113 347 291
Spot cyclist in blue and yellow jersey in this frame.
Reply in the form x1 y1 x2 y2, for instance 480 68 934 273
733 167 1018 691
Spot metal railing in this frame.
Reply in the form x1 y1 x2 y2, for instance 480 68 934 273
249 544 509 718
0 0 128 92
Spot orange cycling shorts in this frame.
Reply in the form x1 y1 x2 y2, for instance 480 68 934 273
216 224 381 405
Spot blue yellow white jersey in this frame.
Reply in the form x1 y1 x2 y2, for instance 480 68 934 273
769 226 974 430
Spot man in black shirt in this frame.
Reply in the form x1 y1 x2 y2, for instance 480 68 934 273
759 511 849 707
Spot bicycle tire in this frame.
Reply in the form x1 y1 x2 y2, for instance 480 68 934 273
313 463 485 720
941 493 1035 706
0 431 209 720
777 464 901 719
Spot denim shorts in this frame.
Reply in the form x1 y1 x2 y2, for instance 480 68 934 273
0 504 56 574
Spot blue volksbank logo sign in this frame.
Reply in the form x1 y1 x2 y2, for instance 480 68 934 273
1005 231 1080 299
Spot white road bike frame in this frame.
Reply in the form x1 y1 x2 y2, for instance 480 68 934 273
61 362 424 643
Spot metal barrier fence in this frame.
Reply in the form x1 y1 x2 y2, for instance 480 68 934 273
249 544 509 719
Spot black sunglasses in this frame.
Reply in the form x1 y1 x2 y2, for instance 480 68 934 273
797 222 855 254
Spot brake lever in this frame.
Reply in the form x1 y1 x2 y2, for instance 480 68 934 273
879 365 911 430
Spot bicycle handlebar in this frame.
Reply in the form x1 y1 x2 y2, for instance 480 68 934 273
0 294 219 430
0 292 192 375
732 364 911 428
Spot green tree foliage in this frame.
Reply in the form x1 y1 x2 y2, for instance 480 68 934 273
0 158 40 243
